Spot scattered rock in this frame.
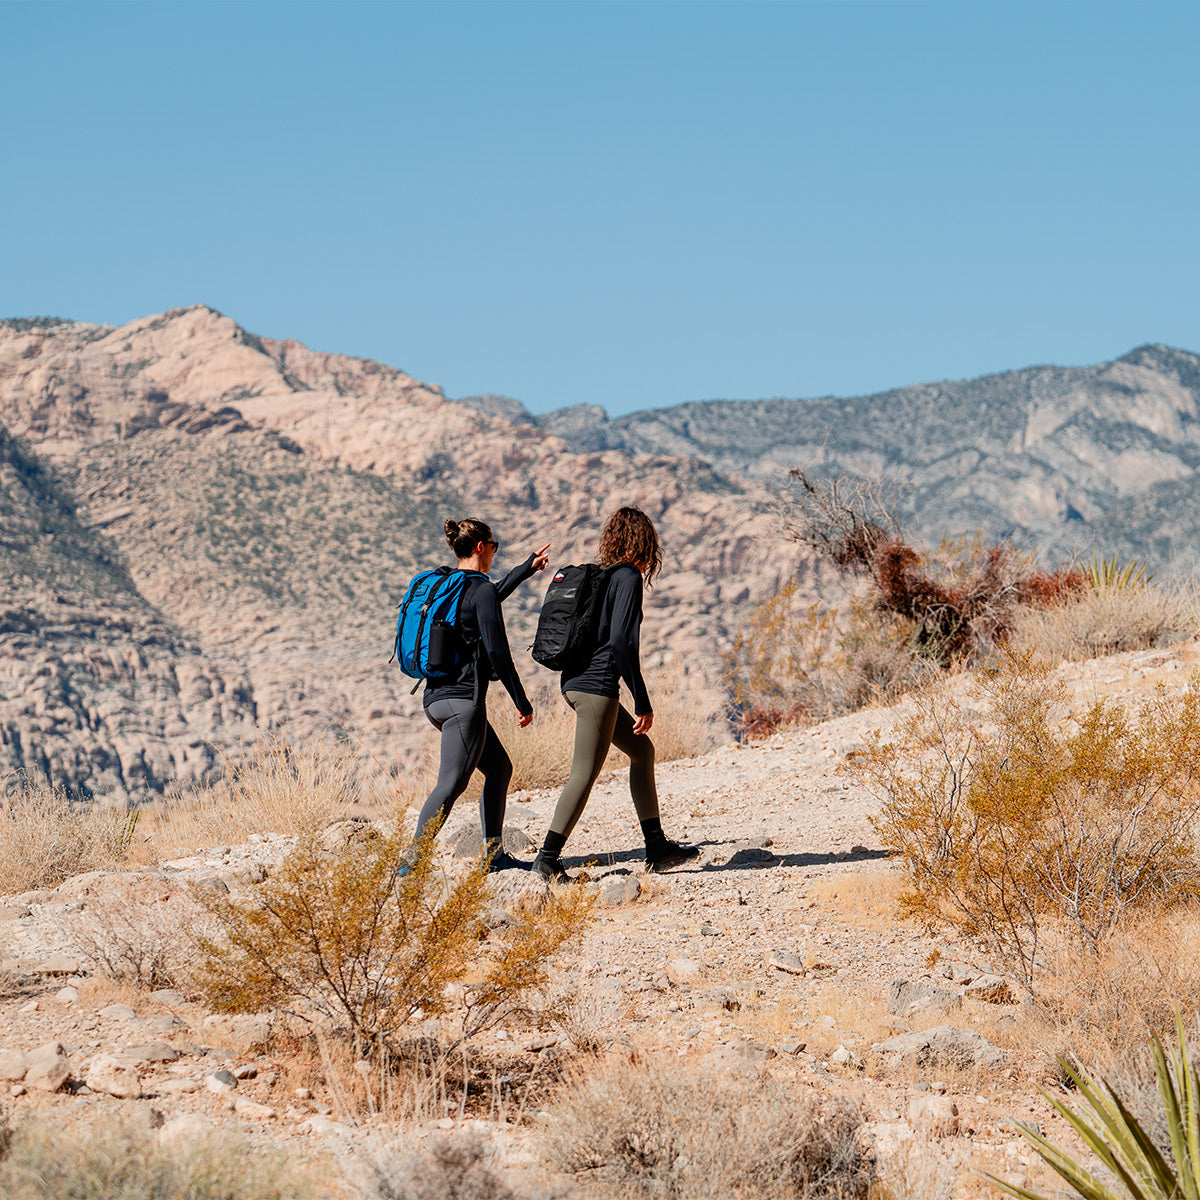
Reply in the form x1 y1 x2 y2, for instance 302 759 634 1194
965 974 1016 1004
157 1078 200 1094
85 1053 143 1098
158 1114 215 1145
449 826 534 859
34 954 81 976
148 988 188 1007
831 1044 863 1070
665 958 703 987
769 951 806 975
597 875 640 907
909 1095 960 1137
234 1096 277 1120
206 1069 238 1094
726 847 778 867
872 1025 1005 1072
201 1014 272 1051
706 987 741 1012
25 1042 71 1092
100 1003 139 1022
780 1041 807 1056
300 1116 352 1136
886 979 962 1016
319 818 378 854
0 1050 28 1081
120 1041 180 1064
55 986 79 1004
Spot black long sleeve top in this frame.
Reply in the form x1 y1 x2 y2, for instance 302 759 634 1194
559 564 652 715
423 555 536 714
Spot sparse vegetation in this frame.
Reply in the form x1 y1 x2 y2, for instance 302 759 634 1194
848 653 1200 991
0 1116 317 1200
193 822 593 1054
0 776 135 894
546 1055 873 1199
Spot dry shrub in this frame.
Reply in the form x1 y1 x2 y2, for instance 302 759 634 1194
0 1115 316 1200
849 653 1200 991
57 887 208 989
546 1055 873 1200
142 734 369 859
348 1130 539 1200
874 1136 963 1200
0 776 134 894
1009 581 1199 661
194 822 593 1054
1031 909 1200 1068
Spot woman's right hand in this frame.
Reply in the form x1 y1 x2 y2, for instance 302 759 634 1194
518 711 534 728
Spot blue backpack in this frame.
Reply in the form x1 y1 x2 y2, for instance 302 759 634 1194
392 568 476 682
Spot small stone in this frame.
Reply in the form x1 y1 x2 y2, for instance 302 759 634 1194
56 986 79 1004
727 847 778 867
158 1114 214 1145
886 980 962 1016
234 1096 277 1120
86 1053 143 1099
665 958 703 987
0 1049 28 1081
768 951 805 975
18 1001 38 1014
147 1014 187 1034
780 1041 807 1056
157 1079 200 1094
295 1087 313 1100
201 1014 272 1051
300 1116 350 1136
965 974 1016 1004
206 1069 237 1094
598 875 640 907
120 1042 180 1064
700 924 721 936
831 1044 863 1070
525 1035 559 1052
148 988 188 1007
25 1042 71 1092
736 1042 777 1062
100 1004 139 1021
909 1095 960 1137
10 1084 26 1097
34 954 82 976
233 1064 258 1079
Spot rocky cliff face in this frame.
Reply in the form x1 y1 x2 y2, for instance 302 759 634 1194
531 343 1200 563
0 308 799 800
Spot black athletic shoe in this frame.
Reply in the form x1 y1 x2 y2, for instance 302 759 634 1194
531 852 570 882
487 850 527 874
646 840 701 873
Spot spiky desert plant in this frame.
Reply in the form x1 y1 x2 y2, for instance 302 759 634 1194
1079 552 1156 591
989 1015 1200 1200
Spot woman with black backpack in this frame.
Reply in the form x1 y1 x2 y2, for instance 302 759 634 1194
412 517 548 872
531 506 699 881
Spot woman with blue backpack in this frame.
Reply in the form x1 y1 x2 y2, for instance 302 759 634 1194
408 517 549 871
531 506 699 881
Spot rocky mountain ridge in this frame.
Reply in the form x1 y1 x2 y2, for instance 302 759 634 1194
0 307 797 801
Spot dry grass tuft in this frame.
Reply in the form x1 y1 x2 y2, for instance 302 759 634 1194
0 776 134 895
1009 581 1199 661
139 734 370 860
545 1054 873 1199
0 1115 318 1200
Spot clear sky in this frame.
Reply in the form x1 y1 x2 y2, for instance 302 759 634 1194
2 1 1197 415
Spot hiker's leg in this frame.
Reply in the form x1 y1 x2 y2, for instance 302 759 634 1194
476 720 513 844
414 698 486 842
610 702 659 823
547 692 619 841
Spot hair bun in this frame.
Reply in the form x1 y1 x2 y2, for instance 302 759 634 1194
444 519 460 540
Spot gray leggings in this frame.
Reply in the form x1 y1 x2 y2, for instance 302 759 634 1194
549 691 659 838
415 697 512 843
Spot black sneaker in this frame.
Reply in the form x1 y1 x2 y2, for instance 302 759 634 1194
646 840 700 873
487 850 527 874
531 852 570 882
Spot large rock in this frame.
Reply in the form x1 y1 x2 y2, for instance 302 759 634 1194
909 1095 960 1137
24 1042 71 1092
964 974 1016 1004
872 1025 1004 1072
201 1014 272 1051
85 1053 143 1098
886 979 963 1016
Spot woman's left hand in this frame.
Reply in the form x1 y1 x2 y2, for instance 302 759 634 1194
531 543 551 572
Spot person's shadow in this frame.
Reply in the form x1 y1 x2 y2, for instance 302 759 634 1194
558 841 892 875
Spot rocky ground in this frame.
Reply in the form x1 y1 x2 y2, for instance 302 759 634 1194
2 642 1196 1196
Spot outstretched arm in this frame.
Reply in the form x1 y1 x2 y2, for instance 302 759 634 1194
495 543 551 601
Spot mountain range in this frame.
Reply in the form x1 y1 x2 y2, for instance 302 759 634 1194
2 305 1197 801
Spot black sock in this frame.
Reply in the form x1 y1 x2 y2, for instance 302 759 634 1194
640 818 668 851
540 831 567 861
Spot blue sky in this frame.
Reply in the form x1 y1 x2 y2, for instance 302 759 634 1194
2 1 1197 414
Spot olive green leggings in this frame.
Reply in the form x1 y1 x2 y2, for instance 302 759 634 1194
549 691 659 838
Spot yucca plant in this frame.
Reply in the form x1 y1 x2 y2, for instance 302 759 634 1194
989 1015 1200 1200
1079 552 1156 591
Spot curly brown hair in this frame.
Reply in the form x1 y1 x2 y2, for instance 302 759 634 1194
596 507 662 584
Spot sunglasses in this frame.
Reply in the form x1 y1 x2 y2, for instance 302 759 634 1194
481 539 500 551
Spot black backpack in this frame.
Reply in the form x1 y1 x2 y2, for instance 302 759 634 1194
531 563 616 671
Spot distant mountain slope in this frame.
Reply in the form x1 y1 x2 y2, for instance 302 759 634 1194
0 307 798 800
527 344 1200 561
